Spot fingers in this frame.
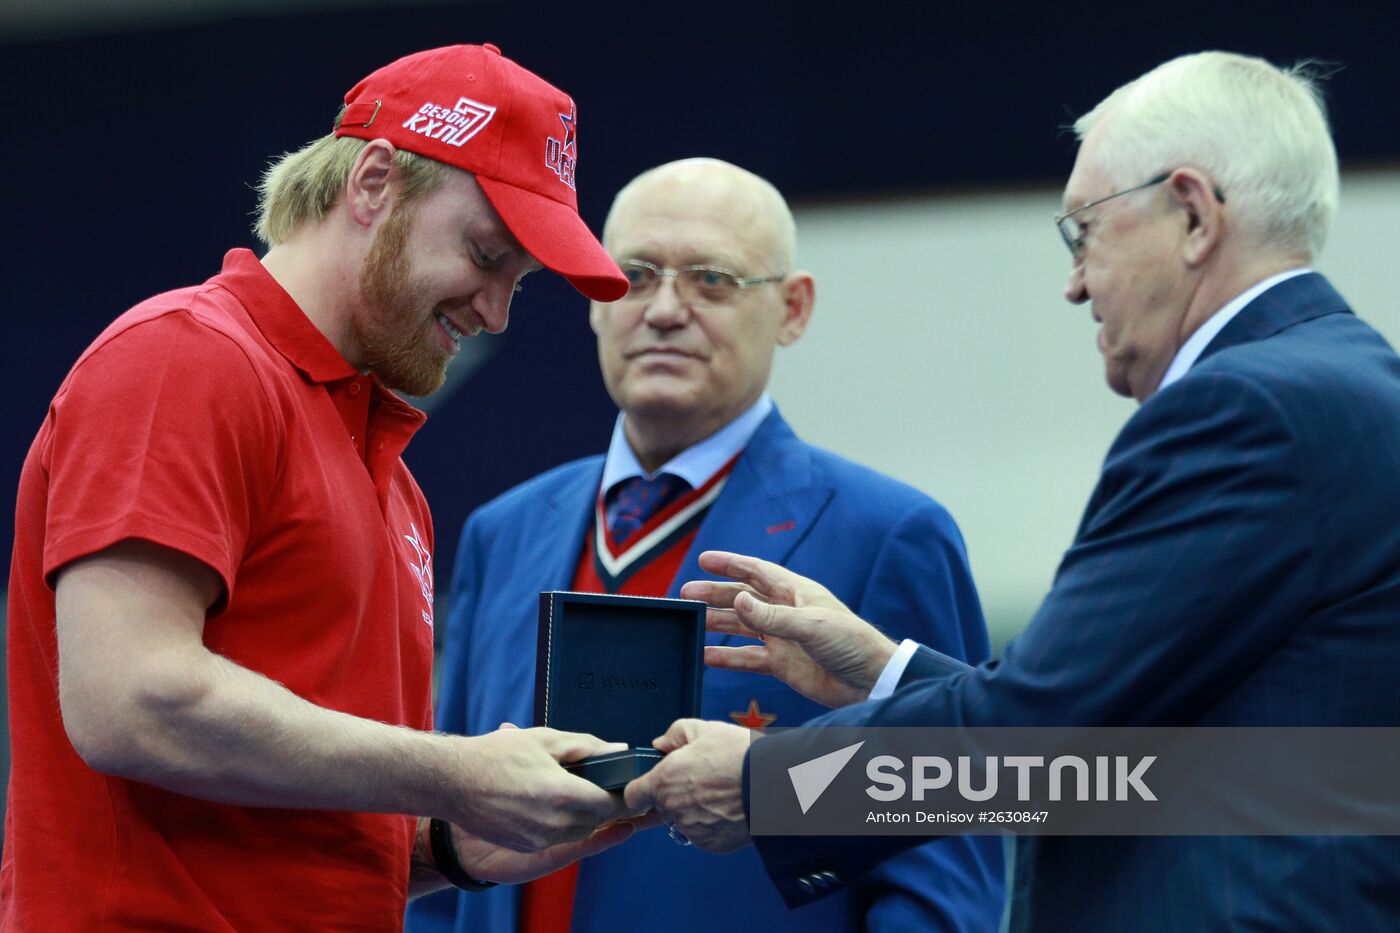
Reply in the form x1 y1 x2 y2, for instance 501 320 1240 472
522 778 632 843
732 590 811 641
535 728 628 763
594 786 641 824
608 793 654 823
686 575 806 642
498 722 519 730
704 607 764 639
623 769 657 812
470 821 639 883
694 550 754 580
625 723 710 814
627 809 666 832
680 579 758 610
704 644 773 675
526 728 636 824
695 551 808 604
580 819 636 855
651 718 701 753
537 820 636 869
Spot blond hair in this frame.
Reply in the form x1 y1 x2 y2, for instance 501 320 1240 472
254 109 448 246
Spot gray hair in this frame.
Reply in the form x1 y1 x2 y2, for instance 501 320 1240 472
1075 51 1339 259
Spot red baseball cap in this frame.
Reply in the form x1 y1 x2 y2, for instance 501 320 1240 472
336 44 627 302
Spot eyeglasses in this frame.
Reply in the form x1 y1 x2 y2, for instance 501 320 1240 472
1054 172 1173 257
1055 171 1228 257
616 259 786 305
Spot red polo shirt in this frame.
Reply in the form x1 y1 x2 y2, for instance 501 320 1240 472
3 249 436 931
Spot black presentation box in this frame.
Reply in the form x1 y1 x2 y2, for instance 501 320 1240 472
535 591 706 790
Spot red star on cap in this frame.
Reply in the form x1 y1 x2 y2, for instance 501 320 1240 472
558 107 576 152
730 699 777 731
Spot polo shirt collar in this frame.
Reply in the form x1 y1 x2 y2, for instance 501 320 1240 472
216 248 359 385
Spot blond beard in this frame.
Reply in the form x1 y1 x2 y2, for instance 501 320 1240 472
355 201 450 397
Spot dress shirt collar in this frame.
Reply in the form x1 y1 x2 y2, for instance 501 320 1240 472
1156 267 1311 394
600 393 773 494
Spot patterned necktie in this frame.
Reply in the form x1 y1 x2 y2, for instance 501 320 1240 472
608 473 690 544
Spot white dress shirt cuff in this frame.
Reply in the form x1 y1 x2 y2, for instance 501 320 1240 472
869 638 921 700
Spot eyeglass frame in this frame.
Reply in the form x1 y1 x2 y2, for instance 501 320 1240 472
614 258 787 305
1054 170 1226 257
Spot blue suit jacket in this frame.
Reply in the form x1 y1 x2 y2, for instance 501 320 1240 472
407 409 1003 933
750 274 1400 930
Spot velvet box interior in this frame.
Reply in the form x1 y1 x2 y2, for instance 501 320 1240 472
535 591 706 790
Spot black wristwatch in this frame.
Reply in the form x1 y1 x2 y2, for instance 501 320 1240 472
428 818 498 891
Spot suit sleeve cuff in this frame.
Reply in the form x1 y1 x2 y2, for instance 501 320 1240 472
868 638 921 701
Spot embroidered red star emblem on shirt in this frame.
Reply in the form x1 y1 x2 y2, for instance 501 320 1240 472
730 699 777 731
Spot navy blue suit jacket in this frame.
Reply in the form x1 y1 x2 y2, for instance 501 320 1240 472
751 274 1400 930
406 409 1003 932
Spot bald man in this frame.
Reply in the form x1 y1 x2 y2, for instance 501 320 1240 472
406 159 1002 933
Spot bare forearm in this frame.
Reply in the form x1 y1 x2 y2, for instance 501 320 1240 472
55 544 628 855
71 643 468 822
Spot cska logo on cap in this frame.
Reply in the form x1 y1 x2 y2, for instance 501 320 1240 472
544 103 578 190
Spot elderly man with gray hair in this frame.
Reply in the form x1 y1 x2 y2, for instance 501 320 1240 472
628 51 1400 931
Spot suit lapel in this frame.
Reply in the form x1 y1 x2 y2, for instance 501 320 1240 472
1195 272 1351 367
670 410 835 646
538 460 604 588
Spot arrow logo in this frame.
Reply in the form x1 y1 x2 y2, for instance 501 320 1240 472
788 741 865 814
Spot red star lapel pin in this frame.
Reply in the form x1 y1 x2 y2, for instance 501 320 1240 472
730 698 777 731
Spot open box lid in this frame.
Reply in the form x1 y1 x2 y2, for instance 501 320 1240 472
535 591 706 751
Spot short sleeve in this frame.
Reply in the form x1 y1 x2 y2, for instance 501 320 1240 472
43 311 281 609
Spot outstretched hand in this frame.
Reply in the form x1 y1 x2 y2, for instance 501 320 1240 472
680 551 899 709
447 726 637 852
623 719 752 854
452 813 660 885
